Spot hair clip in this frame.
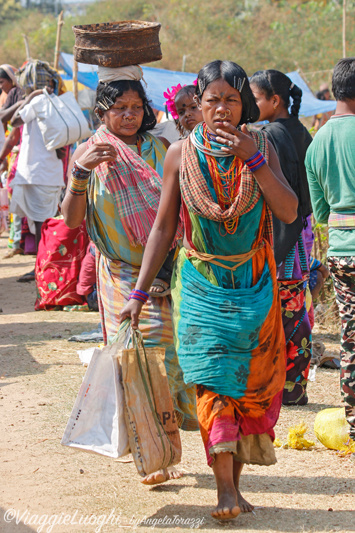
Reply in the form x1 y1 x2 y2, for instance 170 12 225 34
289 83 295 90
237 77 246 92
145 104 150 116
198 78 205 95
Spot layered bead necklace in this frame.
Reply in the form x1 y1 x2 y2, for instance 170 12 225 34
201 123 243 235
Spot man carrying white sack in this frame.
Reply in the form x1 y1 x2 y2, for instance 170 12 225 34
10 60 66 282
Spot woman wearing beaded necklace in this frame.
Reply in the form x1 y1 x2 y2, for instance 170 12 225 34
120 60 298 520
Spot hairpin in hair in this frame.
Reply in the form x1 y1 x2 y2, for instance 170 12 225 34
289 83 295 90
145 104 150 116
237 77 246 92
198 78 205 95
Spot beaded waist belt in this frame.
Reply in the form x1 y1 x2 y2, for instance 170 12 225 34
328 213 355 229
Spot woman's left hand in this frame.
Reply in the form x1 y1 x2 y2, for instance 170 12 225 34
216 123 258 161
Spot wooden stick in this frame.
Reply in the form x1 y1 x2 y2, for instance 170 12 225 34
23 34 31 61
54 10 64 70
342 0 347 58
73 59 79 101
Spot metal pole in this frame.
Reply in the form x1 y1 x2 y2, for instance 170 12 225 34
23 34 31 61
182 55 189 72
54 11 64 70
342 0 347 57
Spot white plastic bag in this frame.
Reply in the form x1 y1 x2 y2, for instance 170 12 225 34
61 325 131 458
32 88 92 151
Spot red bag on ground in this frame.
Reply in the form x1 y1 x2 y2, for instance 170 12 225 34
35 216 88 310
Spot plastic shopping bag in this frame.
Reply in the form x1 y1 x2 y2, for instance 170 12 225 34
61 323 131 458
122 329 182 476
314 407 355 453
32 88 92 151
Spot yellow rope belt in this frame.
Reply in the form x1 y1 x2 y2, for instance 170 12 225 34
186 243 264 289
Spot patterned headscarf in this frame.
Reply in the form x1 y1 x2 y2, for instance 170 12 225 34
17 60 65 95
0 64 19 86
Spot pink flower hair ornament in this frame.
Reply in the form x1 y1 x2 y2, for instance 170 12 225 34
163 84 184 120
163 79 198 120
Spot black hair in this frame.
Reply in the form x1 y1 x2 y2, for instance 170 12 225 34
316 90 326 101
195 60 260 124
332 58 355 101
0 69 12 82
249 69 302 117
173 85 197 137
95 79 156 132
174 84 196 102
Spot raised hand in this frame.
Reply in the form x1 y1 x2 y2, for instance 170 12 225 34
76 142 117 170
216 123 258 161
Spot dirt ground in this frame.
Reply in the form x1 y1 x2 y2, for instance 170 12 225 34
0 233 354 533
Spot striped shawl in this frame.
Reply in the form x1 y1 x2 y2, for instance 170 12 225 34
180 129 273 246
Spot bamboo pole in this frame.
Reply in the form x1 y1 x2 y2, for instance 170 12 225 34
54 11 64 70
23 35 31 61
73 59 79 102
342 0 347 57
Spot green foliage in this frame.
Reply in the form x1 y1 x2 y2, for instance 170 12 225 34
0 0 353 85
0 0 21 22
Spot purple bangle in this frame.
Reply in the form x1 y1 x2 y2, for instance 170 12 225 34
129 289 149 304
244 150 266 172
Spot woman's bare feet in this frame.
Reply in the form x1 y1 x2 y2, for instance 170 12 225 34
233 460 254 512
211 489 240 520
211 452 241 521
141 466 182 485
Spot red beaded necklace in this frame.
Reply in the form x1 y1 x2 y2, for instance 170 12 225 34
202 124 243 235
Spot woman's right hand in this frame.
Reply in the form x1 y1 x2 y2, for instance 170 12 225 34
77 142 117 170
119 298 144 329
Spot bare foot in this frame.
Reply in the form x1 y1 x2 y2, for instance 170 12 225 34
141 466 182 485
233 459 254 512
211 489 240 520
236 489 254 512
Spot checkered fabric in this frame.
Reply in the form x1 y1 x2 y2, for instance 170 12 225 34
87 125 183 246
180 129 273 246
328 213 355 229
17 60 64 94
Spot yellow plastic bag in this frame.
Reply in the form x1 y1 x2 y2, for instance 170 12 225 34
314 407 355 453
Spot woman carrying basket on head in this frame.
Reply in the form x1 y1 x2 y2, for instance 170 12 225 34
62 65 198 485
120 60 298 520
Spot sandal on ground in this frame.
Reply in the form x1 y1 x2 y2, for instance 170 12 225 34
17 270 35 283
148 278 171 298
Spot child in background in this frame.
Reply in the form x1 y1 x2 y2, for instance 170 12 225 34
164 83 202 137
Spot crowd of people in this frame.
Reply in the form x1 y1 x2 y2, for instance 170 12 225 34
1 52 354 521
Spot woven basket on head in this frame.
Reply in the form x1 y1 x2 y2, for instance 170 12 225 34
72 20 162 68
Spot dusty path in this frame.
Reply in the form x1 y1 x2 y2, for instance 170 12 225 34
0 234 354 533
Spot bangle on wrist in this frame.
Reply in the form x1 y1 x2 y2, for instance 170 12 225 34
75 160 91 172
129 289 149 304
72 160 91 180
244 150 266 172
69 174 89 196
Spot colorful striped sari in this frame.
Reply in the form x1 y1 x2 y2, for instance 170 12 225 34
86 132 198 431
172 127 286 465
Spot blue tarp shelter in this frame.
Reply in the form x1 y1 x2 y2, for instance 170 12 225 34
59 52 336 117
